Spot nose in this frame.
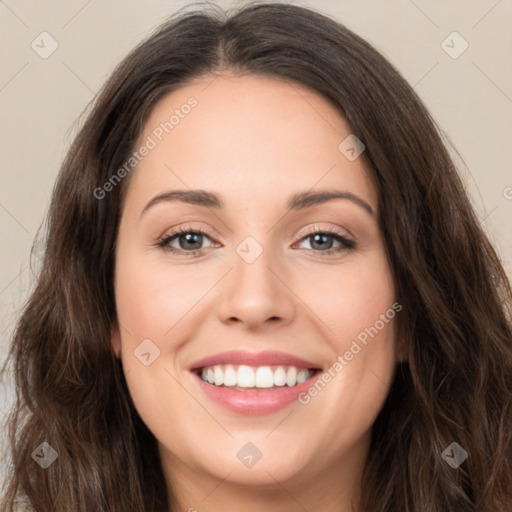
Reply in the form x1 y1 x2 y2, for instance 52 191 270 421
216 242 296 331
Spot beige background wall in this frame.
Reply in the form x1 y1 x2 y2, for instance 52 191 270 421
1 0 511 486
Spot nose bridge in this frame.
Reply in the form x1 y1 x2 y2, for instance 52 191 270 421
216 232 295 327
235 234 276 289
233 233 281 301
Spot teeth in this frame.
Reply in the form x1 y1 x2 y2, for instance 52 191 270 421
214 366 224 386
274 366 287 386
286 366 297 387
223 365 237 386
297 369 309 384
199 364 316 389
238 365 255 387
255 366 274 388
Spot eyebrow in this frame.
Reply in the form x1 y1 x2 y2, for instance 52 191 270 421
140 189 375 217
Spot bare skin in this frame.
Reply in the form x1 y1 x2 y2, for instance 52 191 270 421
111 73 402 512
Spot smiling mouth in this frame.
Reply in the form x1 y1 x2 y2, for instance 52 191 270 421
194 364 321 391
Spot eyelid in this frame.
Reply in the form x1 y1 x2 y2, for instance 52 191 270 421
159 223 352 243
295 223 353 241
159 221 218 238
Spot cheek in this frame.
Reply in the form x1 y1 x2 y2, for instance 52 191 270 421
298 289 398 460
292 249 397 406
113 251 196 449
292 250 396 347
114 250 207 340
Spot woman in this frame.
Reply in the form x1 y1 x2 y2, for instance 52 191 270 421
1 2 511 511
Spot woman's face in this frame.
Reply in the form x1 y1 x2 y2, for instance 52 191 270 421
112 73 400 500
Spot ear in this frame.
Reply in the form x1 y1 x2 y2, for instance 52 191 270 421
111 321 122 359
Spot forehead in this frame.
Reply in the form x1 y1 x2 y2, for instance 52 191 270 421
124 73 378 216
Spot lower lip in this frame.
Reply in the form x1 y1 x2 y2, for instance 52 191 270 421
191 371 319 415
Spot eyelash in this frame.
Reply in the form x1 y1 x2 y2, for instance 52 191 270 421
156 225 356 258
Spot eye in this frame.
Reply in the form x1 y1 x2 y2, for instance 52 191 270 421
157 225 356 257
157 225 217 257
294 227 355 255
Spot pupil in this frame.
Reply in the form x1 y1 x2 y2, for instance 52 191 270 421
181 233 202 250
311 233 332 250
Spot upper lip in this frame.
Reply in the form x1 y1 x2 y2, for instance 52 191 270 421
189 350 323 371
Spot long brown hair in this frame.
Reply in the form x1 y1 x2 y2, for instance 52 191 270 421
1 2 511 511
